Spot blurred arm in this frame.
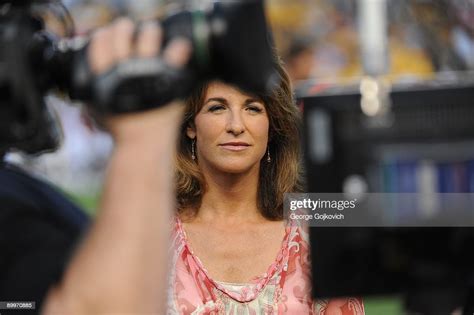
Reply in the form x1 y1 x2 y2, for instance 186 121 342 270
41 19 191 314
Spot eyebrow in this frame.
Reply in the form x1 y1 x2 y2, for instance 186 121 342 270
204 97 263 105
205 97 228 105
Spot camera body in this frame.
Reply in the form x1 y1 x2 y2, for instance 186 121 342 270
0 0 277 154
0 2 62 154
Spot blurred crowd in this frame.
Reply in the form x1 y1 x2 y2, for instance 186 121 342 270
268 0 474 83
6 0 474 210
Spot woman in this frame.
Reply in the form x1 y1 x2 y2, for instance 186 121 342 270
167 59 364 314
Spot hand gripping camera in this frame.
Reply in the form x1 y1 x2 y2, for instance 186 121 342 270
0 0 278 153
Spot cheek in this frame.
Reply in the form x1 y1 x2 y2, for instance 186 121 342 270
250 118 270 144
194 115 224 144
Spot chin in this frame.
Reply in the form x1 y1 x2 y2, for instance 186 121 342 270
212 157 261 174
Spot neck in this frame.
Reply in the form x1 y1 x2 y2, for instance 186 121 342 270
196 164 263 224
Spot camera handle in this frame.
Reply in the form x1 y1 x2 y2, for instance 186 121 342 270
52 38 197 115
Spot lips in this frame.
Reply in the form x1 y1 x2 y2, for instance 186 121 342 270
219 142 250 151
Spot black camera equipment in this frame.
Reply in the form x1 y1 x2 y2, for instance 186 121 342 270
301 79 474 315
0 0 277 154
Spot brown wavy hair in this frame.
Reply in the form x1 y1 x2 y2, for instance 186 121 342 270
175 59 303 220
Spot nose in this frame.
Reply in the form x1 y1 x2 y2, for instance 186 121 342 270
225 110 245 136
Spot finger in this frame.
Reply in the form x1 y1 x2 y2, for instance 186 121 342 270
89 26 114 74
113 17 135 63
135 21 162 58
163 38 192 68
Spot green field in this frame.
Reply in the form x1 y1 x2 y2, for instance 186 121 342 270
364 296 404 315
67 192 100 217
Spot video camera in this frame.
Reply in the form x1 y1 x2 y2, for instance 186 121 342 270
0 0 278 154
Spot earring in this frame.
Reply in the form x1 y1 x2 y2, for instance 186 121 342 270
267 146 271 163
191 139 196 160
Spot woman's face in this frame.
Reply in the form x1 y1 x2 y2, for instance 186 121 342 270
187 81 270 174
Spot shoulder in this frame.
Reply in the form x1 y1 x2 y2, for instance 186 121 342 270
0 194 87 260
0 198 87 311
0 165 89 309
170 216 187 254
278 220 311 284
0 164 89 230
286 216 310 246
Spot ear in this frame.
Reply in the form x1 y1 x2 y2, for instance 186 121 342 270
186 122 196 140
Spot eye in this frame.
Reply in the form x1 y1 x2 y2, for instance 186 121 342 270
208 104 226 112
246 104 264 113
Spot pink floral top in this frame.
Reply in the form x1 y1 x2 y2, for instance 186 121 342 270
167 218 365 314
